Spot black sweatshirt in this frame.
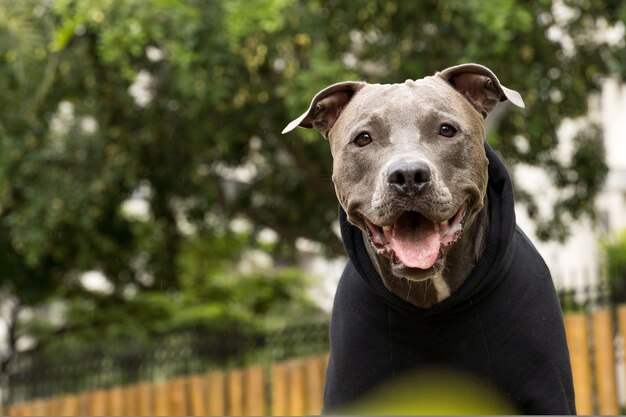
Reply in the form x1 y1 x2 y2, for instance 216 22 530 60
323 143 576 415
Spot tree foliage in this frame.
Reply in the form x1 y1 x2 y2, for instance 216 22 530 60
0 0 624 363
601 229 626 304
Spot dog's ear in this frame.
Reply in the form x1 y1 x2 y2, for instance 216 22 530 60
282 81 366 138
436 63 525 118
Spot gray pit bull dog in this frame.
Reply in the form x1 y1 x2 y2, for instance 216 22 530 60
282 63 575 414
284 63 523 308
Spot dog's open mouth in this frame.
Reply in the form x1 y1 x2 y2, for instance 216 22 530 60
363 202 468 270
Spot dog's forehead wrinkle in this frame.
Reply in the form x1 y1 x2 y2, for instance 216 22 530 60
355 83 473 130
350 111 389 135
359 82 422 105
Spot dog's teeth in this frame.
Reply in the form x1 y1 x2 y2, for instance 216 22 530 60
383 225 392 233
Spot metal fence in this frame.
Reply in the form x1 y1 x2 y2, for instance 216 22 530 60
4 281 626 411
0 320 330 407
557 284 611 312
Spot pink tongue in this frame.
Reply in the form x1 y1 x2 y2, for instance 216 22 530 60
386 212 441 269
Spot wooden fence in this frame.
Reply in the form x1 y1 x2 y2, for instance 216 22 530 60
4 354 328 416
5 306 626 416
564 305 626 415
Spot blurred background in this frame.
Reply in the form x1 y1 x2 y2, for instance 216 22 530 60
0 0 626 415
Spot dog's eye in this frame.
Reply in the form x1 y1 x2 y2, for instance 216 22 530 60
438 124 457 138
353 132 372 147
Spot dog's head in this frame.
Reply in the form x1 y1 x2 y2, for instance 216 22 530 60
283 64 524 282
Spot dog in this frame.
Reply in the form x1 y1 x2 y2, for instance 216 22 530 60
283 64 575 414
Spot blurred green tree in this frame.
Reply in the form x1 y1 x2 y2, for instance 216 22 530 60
0 0 624 367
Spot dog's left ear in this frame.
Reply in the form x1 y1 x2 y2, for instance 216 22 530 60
437 63 525 118
282 81 366 138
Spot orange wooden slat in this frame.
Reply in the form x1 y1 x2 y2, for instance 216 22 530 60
592 308 619 415
206 371 225 416
287 360 306 416
122 383 140 416
271 362 288 416
56 395 67 416
88 389 108 416
227 369 244 416
244 365 265 416
320 353 329 382
563 313 594 415
168 377 189 417
305 356 325 415
8 403 26 416
136 381 152 416
31 399 46 416
46 396 62 416
7 404 21 416
188 374 207 416
108 386 124 417
20 403 34 417
60 394 80 416
77 390 90 416
153 381 170 417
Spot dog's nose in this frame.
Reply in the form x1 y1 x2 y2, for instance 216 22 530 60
386 160 432 194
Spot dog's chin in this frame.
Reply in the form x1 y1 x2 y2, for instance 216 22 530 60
388 256 445 282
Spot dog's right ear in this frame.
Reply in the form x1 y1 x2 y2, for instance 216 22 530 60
436 63 525 118
282 81 366 138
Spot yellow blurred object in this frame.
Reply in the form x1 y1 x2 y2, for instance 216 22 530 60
339 368 517 415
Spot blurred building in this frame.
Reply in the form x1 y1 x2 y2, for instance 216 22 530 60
515 79 626 293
